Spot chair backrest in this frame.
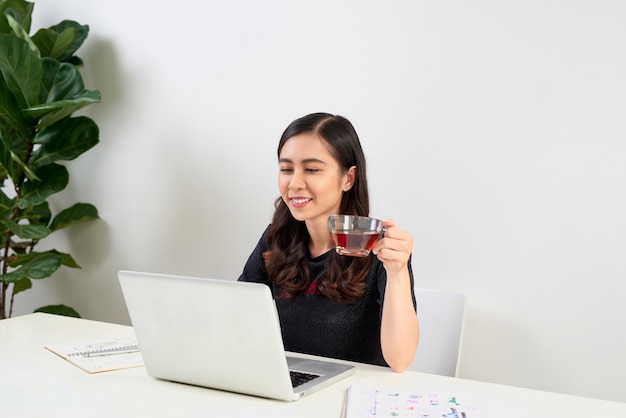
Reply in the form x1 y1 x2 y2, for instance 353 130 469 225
407 288 466 377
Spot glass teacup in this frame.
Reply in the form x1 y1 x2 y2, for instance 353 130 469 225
328 215 384 257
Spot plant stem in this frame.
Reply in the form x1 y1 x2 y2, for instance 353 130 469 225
0 142 32 319
1 230 12 320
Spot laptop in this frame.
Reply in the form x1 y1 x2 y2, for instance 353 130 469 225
118 270 355 401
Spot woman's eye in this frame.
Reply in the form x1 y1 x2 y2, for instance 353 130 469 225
305 168 321 173
279 167 293 173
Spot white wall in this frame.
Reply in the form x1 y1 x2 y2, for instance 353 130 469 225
14 0 625 403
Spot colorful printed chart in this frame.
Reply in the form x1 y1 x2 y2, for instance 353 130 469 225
344 383 480 417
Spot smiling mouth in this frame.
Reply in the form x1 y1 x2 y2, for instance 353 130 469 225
290 197 312 205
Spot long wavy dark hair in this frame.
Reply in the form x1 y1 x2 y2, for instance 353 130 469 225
263 113 372 303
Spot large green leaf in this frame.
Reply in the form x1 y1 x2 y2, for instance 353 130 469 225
0 188 14 218
0 0 33 34
22 200 51 226
4 219 51 239
0 33 41 109
18 163 68 209
5 150 37 182
2 250 63 281
31 25 76 60
26 90 101 129
55 250 79 268
34 304 80 318
9 249 79 268
49 202 98 232
30 116 99 168
40 58 84 104
47 20 89 62
24 57 100 127
4 7 38 56
0 63 32 137
10 276 31 295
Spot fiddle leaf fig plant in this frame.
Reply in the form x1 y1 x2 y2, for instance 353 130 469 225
0 0 100 319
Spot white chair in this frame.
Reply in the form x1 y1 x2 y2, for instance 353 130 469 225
407 288 466 377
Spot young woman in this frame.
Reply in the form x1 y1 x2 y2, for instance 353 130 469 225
238 112 419 372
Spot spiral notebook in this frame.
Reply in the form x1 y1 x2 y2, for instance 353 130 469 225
45 337 144 374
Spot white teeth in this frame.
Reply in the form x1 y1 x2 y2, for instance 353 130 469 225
292 198 312 204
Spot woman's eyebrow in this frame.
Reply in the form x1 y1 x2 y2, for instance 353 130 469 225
278 157 327 164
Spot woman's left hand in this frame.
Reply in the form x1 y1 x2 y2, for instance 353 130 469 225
371 219 413 274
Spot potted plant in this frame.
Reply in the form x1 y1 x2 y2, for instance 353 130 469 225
0 0 100 319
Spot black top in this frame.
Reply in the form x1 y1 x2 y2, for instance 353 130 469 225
238 225 416 367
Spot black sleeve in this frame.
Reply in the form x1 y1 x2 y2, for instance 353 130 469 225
237 225 271 285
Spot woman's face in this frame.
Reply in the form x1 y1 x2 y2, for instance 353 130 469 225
278 132 355 227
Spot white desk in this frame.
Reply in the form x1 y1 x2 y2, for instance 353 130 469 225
2 313 625 417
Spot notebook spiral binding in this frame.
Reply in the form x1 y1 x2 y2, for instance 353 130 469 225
67 344 141 357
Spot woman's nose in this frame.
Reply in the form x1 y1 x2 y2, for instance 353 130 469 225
289 171 305 190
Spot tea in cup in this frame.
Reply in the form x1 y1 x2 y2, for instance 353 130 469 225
328 215 384 257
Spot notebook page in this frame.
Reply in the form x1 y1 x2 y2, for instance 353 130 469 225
45 337 144 374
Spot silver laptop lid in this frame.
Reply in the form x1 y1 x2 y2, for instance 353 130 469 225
118 270 296 400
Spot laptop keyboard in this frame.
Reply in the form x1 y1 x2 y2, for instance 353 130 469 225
289 370 320 388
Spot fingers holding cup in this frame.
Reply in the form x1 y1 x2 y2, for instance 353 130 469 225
372 219 413 271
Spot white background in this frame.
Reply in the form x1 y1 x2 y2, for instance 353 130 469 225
13 0 626 403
